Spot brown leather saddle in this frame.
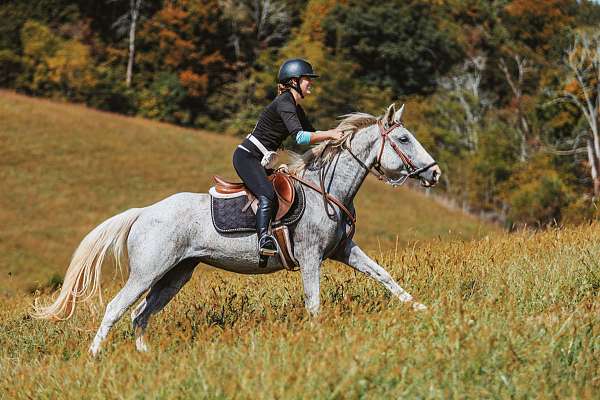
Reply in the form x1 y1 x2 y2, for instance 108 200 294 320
212 172 295 221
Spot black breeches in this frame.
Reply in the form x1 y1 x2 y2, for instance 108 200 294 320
232 147 276 202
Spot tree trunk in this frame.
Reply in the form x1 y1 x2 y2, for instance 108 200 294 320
126 0 142 87
587 139 600 197
499 56 531 162
562 31 600 197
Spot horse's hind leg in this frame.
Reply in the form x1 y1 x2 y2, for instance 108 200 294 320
89 234 185 356
89 273 153 357
131 258 197 352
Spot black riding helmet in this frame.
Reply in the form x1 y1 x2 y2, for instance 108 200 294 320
277 58 319 98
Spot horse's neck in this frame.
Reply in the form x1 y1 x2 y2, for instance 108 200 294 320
302 127 377 206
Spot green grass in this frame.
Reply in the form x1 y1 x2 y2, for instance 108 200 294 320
4 92 596 399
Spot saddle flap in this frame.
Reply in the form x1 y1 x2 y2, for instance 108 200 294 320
273 174 295 204
272 225 299 271
273 173 295 220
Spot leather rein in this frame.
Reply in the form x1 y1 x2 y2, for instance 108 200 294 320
288 119 438 240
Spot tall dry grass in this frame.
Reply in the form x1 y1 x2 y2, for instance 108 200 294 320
1 225 598 398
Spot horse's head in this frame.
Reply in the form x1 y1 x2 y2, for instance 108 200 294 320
375 103 441 187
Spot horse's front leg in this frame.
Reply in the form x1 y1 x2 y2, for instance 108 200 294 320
331 239 427 311
298 253 322 317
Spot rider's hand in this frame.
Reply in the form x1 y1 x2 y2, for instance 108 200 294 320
328 128 344 141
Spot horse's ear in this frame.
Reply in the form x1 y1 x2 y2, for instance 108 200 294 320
393 104 405 123
384 103 396 126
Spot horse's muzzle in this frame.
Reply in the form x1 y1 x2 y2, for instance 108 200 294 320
418 164 441 187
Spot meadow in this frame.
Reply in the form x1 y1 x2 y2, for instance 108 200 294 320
1 92 598 399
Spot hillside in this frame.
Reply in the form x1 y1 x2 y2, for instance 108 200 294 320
0 91 496 294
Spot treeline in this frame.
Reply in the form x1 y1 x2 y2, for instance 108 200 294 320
2 0 600 227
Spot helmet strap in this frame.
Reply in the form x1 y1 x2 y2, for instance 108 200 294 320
291 78 304 99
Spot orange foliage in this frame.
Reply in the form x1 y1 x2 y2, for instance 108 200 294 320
155 4 195 68
138 0 227 78
200 51 225 68
564 78 579 94
179 69 208 97
503 0 575 53
299 0 347 42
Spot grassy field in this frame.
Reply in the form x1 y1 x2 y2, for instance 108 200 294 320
1 92 598 399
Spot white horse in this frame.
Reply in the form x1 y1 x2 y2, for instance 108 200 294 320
33 104 441 356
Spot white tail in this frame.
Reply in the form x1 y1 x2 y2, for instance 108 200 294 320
32 208 144 320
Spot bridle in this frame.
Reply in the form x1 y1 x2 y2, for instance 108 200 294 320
345 119 438 187
289 118 438 241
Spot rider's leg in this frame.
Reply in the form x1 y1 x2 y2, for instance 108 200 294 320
256 195 278 256
232 148 278 257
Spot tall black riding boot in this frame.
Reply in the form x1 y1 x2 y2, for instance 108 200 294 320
256 196 278 263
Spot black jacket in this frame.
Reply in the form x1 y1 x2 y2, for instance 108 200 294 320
242 91 315 156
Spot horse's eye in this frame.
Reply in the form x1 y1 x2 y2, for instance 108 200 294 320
398 135 410 143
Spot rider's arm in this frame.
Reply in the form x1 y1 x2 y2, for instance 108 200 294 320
296 130 341 145
278 98 304 136
293 105 342 144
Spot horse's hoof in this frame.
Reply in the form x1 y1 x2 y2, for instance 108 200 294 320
412 302 427 311
89 345 100 358
136 336 149 352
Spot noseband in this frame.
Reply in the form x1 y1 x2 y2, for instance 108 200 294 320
345 120 438 186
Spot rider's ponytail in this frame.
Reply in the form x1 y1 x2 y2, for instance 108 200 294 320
277 82 292 95
278 78 298 96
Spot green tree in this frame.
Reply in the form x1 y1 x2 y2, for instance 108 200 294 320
279 0 392 129
503 155 572 227
324 0 462 96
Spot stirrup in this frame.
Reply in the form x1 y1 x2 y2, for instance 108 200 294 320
258 235 278 257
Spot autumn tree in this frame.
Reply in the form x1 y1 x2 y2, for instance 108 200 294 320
19 20 96 99
502 0 577 59
134 0 232 124
556 29 600 196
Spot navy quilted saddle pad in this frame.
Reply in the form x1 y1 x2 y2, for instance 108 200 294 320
210 183 305 234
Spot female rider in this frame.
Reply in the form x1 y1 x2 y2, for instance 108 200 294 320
232 58 343 261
